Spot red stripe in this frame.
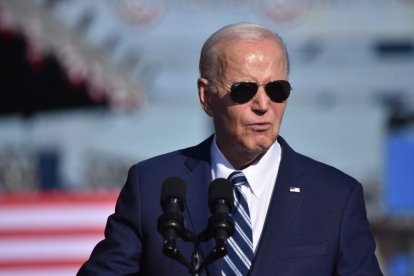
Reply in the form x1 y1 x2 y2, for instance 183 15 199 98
0 227 105 238
0 259 86 269
0 190 119 206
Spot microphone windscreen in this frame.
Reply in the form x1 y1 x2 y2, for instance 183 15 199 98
160 177 186 211
208 178 234 212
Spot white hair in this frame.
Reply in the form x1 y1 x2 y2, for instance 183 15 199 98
199 22 290 81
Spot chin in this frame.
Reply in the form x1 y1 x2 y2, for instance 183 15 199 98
253 135 275 150
246 141 272 155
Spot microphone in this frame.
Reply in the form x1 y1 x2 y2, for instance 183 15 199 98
208 178 235 245
158 177 186 242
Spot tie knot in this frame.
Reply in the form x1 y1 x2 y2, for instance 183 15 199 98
228 171 247 188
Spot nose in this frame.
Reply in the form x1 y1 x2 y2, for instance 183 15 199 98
251 86 269 113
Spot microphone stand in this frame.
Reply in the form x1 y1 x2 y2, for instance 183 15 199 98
162 226 230 276
160 215 234 275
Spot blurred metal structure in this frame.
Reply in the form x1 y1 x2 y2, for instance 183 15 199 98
1 0 144 112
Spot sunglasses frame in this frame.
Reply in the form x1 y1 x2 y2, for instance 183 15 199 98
209 79 292 104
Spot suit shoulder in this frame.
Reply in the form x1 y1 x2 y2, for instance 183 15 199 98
279 136 358 185
128 137 212 179
135 149 186 169
295 152 361 192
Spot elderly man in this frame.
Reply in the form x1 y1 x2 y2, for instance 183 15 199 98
78 22 382 276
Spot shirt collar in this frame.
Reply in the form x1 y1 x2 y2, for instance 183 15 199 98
210 135 281 198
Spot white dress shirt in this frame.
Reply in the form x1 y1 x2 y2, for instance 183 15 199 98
210 136 282 251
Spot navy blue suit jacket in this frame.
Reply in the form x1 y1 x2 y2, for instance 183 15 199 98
78 136 382 275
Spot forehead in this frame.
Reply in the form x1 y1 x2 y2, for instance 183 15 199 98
227 38 282 58
218 38 286 78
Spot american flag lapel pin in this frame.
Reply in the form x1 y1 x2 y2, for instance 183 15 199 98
289 187 301 193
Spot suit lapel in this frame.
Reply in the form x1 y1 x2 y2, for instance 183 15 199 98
181 136 212 235
249 137 305 274
179 136 222 276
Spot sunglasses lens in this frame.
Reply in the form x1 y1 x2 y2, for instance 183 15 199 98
265 80 291 103
230 82 258 104
228 80 291 104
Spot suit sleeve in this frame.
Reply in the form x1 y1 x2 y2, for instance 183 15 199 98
77 165 143 275
335 181 383 276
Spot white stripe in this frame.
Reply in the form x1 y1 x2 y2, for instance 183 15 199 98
234 222 253 249
234 187 252 225
233 190 252 226
237 204 251 228
224 255 243 276
0 236 102 261
0 205 113 230
228 238 252 268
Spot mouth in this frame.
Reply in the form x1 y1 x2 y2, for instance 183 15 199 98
248 122 272 132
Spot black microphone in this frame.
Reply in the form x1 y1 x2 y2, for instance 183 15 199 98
158 177 186 242
208 178 235 245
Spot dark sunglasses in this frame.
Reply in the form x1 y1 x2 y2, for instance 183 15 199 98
213 80 292 104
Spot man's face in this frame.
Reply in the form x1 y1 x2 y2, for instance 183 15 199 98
198 38 288 168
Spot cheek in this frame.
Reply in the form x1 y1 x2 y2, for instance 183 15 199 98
218 113 240 135
224 107 246 128
213 108 245 140
276 105 287 124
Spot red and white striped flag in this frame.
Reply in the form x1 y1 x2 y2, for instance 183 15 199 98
0 190 119 276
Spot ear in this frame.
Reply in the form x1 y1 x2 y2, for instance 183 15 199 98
198 77 214 117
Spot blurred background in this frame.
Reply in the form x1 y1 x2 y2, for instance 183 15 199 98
0 0 413 275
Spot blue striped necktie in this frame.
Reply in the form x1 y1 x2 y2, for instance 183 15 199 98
222 171 254 276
